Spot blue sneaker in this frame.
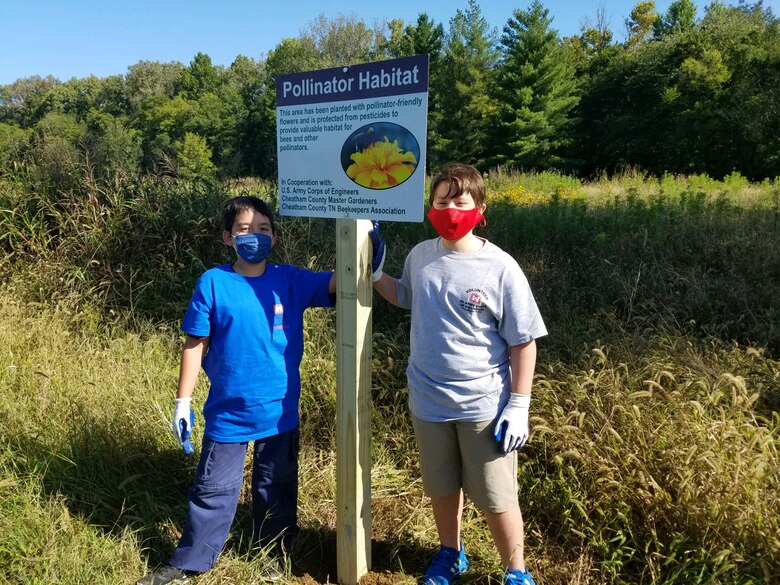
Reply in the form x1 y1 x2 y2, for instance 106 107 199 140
421 544 469 585
503 568 535 585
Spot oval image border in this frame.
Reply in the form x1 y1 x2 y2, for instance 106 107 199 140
341 122 420 190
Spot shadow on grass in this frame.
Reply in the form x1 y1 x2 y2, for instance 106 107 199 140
10 417 442 582
9 418 195 564
287 527 440 584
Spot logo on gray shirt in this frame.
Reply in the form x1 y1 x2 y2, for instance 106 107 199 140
460 288 488 313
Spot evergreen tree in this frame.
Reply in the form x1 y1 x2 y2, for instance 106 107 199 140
654 0 697 38
1 3 776 181
174 131 216 180
431 0 499 168
387 13 444 62
386 14 444 172
489 0 579 171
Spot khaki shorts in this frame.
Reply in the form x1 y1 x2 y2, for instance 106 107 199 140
411 414 519 513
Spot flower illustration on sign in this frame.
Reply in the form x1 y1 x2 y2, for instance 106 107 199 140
342 123 419 190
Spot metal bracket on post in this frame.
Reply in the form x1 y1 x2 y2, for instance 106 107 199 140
335 218 372 585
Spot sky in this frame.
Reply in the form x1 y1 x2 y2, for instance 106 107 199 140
1 0 775 85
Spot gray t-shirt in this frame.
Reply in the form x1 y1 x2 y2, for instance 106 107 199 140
396 237 547 422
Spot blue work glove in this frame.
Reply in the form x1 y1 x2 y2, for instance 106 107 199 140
494 393 531 453
368 220 386 282
172 397 195 455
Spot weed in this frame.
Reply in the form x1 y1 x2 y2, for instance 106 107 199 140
1 169 778 583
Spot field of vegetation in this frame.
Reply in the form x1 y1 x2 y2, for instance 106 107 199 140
2 2 777 581
1 170 778 584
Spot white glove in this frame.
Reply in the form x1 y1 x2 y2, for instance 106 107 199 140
494 393 531 453
172 397 193 445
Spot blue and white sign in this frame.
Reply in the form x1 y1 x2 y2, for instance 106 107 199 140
276 55 429 222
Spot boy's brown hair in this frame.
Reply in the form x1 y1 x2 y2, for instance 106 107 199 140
428 163 486 207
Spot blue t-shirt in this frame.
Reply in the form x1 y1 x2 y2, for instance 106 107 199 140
181 263 334 442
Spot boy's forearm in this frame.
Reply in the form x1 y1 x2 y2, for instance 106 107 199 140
177 335 209 398
372 273 401 306
328 272 337 294
509 339 537 395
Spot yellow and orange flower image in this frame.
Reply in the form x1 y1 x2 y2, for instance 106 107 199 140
346 137 417 189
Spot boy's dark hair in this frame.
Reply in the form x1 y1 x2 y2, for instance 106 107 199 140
429 163 486 207
221 196 276 234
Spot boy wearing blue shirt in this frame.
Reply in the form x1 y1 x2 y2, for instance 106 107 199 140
139 196 336 585
371 163 546 585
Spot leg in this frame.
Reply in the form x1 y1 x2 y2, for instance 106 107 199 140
424 491 471 585
484 506 525 571
457 419 528 573
169 438 248 572
431 490 464 550
412 415 470 584
251 428 299 554
411 415 463 549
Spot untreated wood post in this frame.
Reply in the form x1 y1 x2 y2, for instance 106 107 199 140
335 218 372 584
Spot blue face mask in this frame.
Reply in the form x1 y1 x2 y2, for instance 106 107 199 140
233 232 273 264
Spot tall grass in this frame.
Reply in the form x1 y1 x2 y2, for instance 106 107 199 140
1 170 778 584
527 343 779 584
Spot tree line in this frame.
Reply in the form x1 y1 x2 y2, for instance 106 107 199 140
0 0 777 186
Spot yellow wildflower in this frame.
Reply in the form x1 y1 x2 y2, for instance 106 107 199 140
346 137 417 189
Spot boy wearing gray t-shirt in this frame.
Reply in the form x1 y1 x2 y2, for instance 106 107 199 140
372 163 546 585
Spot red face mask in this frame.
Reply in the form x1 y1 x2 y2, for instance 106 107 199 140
427 206 485 241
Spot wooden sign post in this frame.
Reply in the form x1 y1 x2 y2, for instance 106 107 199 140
335 218 373 584
275 54 428 585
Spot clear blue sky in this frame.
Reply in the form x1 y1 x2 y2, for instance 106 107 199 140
1 0 771 85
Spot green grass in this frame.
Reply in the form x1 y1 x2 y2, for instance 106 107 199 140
0 171 778 584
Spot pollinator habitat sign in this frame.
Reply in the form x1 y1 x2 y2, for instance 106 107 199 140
276 54 429 222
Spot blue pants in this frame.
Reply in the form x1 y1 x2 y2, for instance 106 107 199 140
169 428 299 572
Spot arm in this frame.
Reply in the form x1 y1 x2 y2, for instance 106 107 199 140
509 339 536 396
171 334 209 452
373 273 401 307
328 271 336 295
495 339 537 452
176 334 210 399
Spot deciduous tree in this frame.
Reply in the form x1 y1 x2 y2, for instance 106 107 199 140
626 1 659 47
125 61 182 109
178 53 222 99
